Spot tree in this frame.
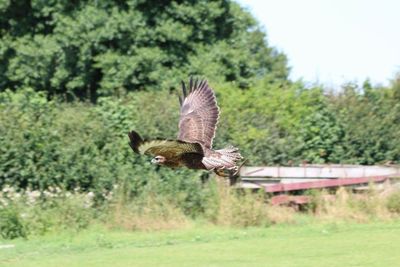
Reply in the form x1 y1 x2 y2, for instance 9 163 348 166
0 0 288 99
328 81 400 164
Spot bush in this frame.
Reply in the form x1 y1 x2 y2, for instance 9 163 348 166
0 186 97 237
328 81 400 164
0 206 27 239
0 89 211 217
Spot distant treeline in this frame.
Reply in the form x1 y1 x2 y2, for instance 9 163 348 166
0 0 399 193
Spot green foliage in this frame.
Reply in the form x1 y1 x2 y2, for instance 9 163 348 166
0 205 27 239
0 88 111 190
0 186 96 238
328 81 400 164
2 77 400 199
2 0 400 242
0 0 288 98
1 77 400 237
214 80 324 165
28 195 94 234
298 96 344 163
0 89 209 216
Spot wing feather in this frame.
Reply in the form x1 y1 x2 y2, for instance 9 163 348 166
128 131 203 157
177 78 219 149
138 140 203 157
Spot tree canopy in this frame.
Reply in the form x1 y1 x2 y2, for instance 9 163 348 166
0 0 288 99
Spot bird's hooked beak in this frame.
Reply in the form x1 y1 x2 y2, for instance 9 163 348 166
151 158 158 164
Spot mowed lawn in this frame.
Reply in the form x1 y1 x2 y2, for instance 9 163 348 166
1 221 400 267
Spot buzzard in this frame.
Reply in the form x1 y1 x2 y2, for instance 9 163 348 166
128 78 243 176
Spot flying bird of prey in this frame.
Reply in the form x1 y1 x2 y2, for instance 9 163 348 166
128 78 243 176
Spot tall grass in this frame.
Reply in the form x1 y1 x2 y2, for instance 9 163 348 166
1 181 400 240
308 184 400 222
203 179 296 227
103 178 293 231
107 192 190 231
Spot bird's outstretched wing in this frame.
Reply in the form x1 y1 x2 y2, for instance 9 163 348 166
128 130 203 157
178 78 219 149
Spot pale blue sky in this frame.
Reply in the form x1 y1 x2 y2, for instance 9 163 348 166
237 0 400 87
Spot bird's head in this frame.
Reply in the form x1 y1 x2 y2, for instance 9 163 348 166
151 155 166 165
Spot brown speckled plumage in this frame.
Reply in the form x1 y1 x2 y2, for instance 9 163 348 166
128 78 242 175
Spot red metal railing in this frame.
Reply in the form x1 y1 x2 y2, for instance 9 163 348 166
263 176 390 193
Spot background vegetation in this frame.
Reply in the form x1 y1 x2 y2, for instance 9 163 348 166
1 0 400 240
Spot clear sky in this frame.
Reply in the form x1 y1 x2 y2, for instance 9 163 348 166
237 0 400 87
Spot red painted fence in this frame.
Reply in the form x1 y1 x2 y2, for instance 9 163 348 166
263 176 389 193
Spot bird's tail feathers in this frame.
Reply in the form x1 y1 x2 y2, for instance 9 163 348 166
216 146 243 163
128 130 143 154
203 146 243 171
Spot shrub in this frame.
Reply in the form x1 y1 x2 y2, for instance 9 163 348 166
0 206 27 239
0 186 97 237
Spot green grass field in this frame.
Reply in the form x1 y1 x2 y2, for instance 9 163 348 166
1 221 400 267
